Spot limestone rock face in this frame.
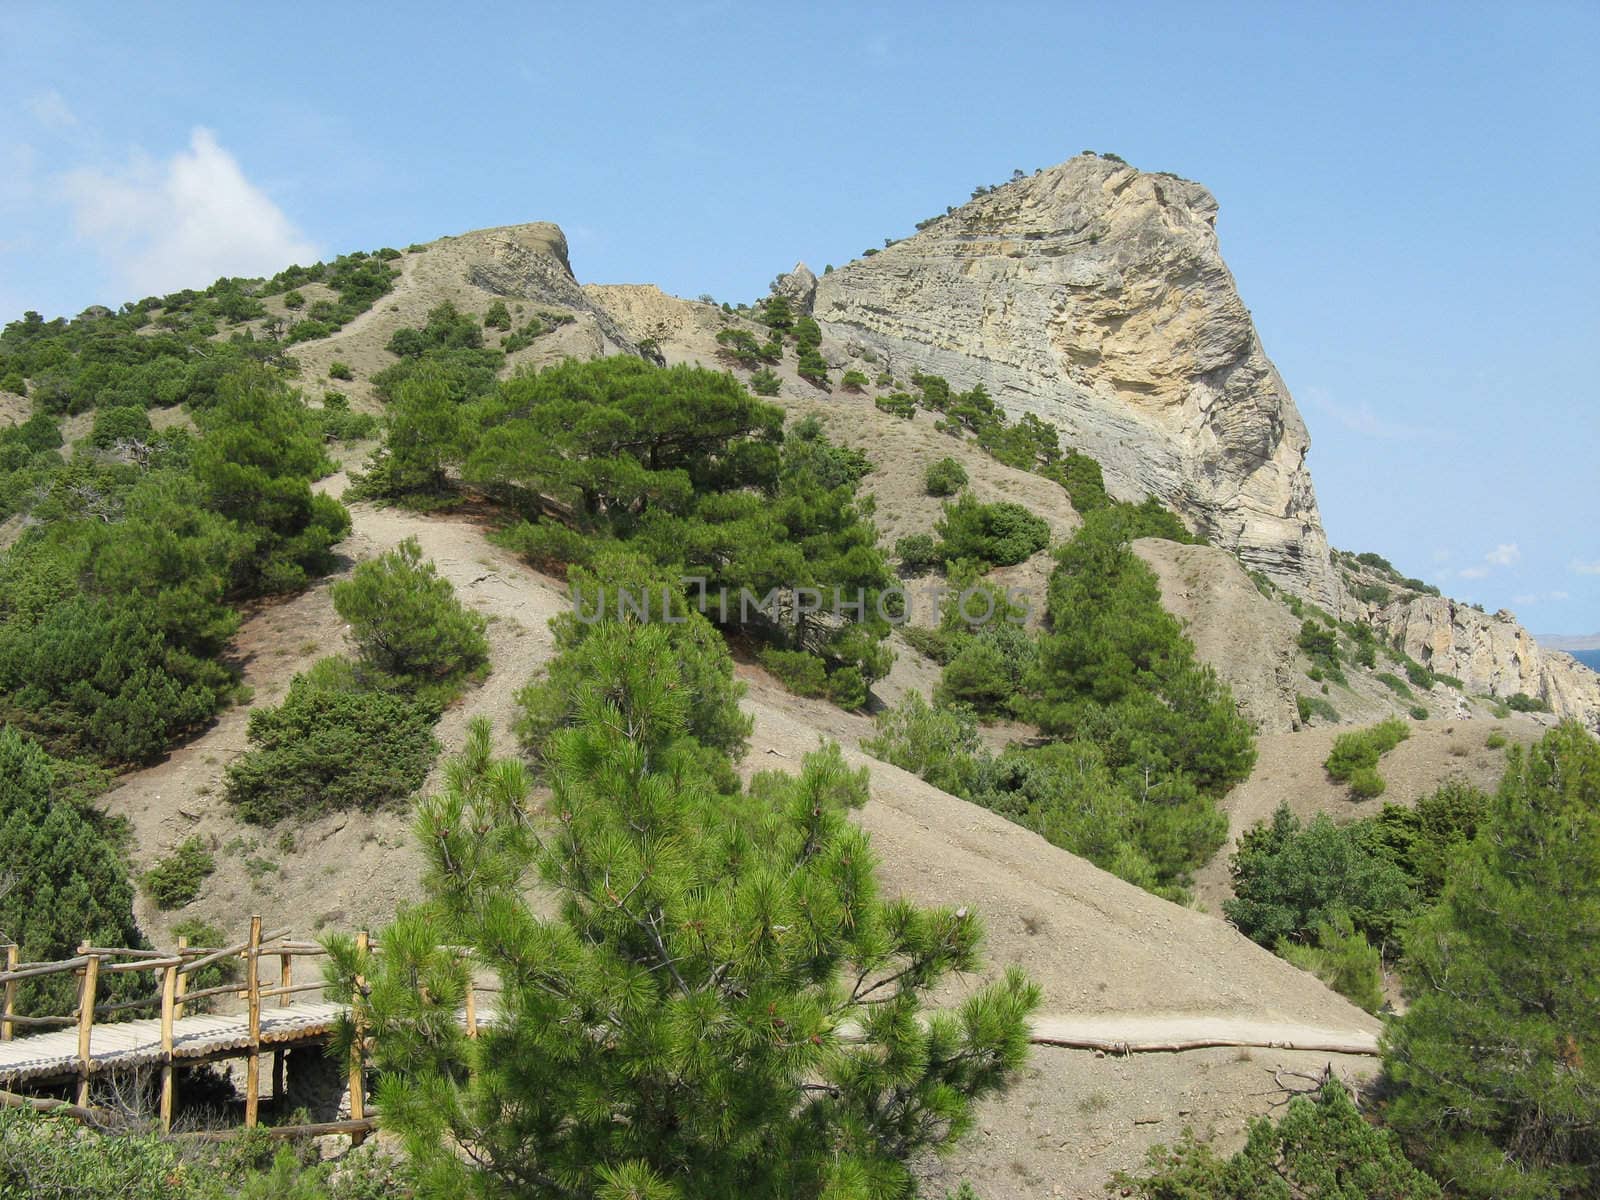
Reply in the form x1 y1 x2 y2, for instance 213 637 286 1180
813 154 1337 606
771 262 818 313
456 223 638 353
1371 597 1600 730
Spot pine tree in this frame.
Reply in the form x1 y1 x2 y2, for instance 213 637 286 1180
331 536 487 696
332 622 1037 1199
1382 723 1600 1199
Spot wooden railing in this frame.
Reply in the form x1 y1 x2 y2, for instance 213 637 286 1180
0 918 494 1138
0 919 339 1132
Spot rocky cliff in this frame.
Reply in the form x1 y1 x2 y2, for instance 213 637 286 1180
1368 597 1600 729
811 153 1338 607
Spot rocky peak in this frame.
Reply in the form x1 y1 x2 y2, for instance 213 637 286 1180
771 262 818 313
812 153 1338 607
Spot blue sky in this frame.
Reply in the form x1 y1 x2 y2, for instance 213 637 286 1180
3 1 1596 631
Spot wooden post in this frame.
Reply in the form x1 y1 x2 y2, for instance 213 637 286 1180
174 935 189 1020
348 931 368 1147
244 916 262 1128
2 944 17 1042
272 951 291 1101
75 944 99 1108
159 957 178 1130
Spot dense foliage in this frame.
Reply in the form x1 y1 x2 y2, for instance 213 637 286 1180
1112 1077 1441 1199
0 1110 414 1200
332 617 1037 1199
1382 724 1600 1199
224 658 440 824
1325 718 1410 799
330 537 488 698
0 728 145 1013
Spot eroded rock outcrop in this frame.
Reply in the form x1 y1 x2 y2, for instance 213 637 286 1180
813 154 1337 606
1368 597 1600 730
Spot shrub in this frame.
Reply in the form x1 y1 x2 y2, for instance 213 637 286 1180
840 368 869 392
489 519 593 574
1504 691 1550 713
141 836 215 909
894 532 941 574
1111 1077 1441 1198
1404 660 1434 689
1276 912 1386 1013
331 537 488 695
1325 718 1410 782
935 492 1049 567
1296 693 1339 724
748 367 780 396
1298 618 1341 668
1408 703 1429 721
874 391 916 418
758 647 829 696
863 692 983 796
1376 671 1412 698
1225 803 1417 950
1348 766 1386 798
328 361 353 380
483 299 512 330
88 405 154 449
224 659 439 824
282 289 305 309
924 456 968 496
1485 730 1507 749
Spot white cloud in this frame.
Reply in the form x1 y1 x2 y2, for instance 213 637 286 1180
1551 590 1571 601
1571 558 1600 576
26 90 78 130
1484 543 1521 567
1457 565 1491 580
60 127 317 298
1513 593 1539 606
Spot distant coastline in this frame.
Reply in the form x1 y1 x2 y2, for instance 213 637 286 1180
1537 633 1600 652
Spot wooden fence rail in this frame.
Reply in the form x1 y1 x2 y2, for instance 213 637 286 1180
0 918 488 1136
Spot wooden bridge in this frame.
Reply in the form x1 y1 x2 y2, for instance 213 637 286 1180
0 918 485 1137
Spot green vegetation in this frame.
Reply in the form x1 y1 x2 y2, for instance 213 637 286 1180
1383 724 1600 1198
934 492 1050 567
482 299 512 330
840 368 869 391
869 509 1253 900
223 659 439 825
1376 671 1413 698
894 532 941 574
1277 912 1386 1013
1 369 348 765
225 540 480 824
515 551 752 792
327 360 353 381
141 836 216 909
1485 730 1507 749
924 455 968 496
1113 1077 1441 1198
332 618 1037 1197
1226 777 1492 1012
1504 690 1551 713
1226 804 1417 953
1296 692 1340 725
0 1110 414 1199
747 366 780 395
330 537 488 698
0 728 145 1013
1325 718 1409 797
